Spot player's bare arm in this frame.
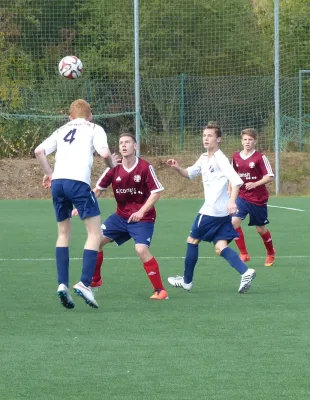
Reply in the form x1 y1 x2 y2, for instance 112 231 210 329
93 187 103 198
34 146 53 187
97 148 120 168
167 159 190 178
227 181 232 197
43 174 52 189
34 146 53 175
128 192 161 223
227 184 241 215
245 175 274 190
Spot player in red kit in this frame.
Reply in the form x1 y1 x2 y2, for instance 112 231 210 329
231 128 276 267
88 133 168 300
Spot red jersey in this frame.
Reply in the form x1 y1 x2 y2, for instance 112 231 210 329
96 157 164 221
232 150 274 206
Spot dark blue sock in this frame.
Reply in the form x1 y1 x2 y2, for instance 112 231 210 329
81 249 98 287
56 247 69 287
184 243 199 284
220 247 248 275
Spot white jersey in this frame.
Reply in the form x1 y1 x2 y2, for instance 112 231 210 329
40 118 109 185
187 149 243 217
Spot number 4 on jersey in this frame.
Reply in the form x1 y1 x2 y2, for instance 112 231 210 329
63 129 77 144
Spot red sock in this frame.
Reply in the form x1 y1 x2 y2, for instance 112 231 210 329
93 250 104 281
234 227 248 254
143 257 165 291
260 231 274 254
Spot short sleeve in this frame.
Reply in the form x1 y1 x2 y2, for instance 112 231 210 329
259 155 274 177
187 157 202 180
145 164 164 193
96 168 113 190
39 130 58 156
217 153 243 187
93 125 109 153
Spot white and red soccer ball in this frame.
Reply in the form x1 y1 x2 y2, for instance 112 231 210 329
58 56 83 79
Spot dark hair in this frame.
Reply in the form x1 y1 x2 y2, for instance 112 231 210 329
119 132 137 143
203 121 222 138
241 128 258 140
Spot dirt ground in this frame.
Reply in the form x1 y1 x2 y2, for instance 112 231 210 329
0 152 308 199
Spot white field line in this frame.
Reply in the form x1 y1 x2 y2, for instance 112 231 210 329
268 205 305 211
0 255 309 262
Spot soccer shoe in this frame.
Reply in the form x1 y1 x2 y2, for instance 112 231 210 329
240 253 251 263
90 278 103 288
265 249 276 267
167 275 193 291
57 284 75 309
73 281 99 308
238 269 256 294
150 289 169 300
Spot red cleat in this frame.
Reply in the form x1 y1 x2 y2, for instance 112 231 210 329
265 249 276 267
90 278 103 288
150 289 169 300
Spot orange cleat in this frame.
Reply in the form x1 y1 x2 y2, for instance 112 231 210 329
265 250 276 267
150 289 169 300
240 253 251 263
90 278 103 288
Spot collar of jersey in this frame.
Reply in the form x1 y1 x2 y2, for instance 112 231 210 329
239 150 256 160
69 118 88 124
122 156 139 172
202 149 221 158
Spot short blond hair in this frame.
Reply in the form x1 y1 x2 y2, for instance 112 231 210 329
69 99 91 119
241 128 258 140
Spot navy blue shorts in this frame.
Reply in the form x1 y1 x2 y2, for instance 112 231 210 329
51 179 100 222
234 197 269 226
101 213 155 246
190 214 238 244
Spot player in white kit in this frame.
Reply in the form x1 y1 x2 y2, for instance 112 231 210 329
167 122 256 294
35 99 118 309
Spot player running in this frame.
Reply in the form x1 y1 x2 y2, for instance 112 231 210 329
167 122 256 293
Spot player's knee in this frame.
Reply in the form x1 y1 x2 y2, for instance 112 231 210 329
100 235 111 248
186 236 200 245
232 217 240 229
256 226 266 235
58 231 70 239
57 229 71 243
215 244 227 255
88 230 102 244
215 247 222 255
135 244 149 258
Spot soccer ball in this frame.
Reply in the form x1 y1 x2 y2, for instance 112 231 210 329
58 56 83 79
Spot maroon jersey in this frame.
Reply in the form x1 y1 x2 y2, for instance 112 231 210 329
96 157 164 221
232 150 274 206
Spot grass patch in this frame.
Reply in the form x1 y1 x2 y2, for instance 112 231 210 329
1 198 310 399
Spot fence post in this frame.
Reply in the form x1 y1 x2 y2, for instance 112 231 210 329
299 70 303 152
134 0 141 156
274 0 280 195
87 79 92 104
180 73 185 151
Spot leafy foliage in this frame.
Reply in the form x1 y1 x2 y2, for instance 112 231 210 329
0 0 309 156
